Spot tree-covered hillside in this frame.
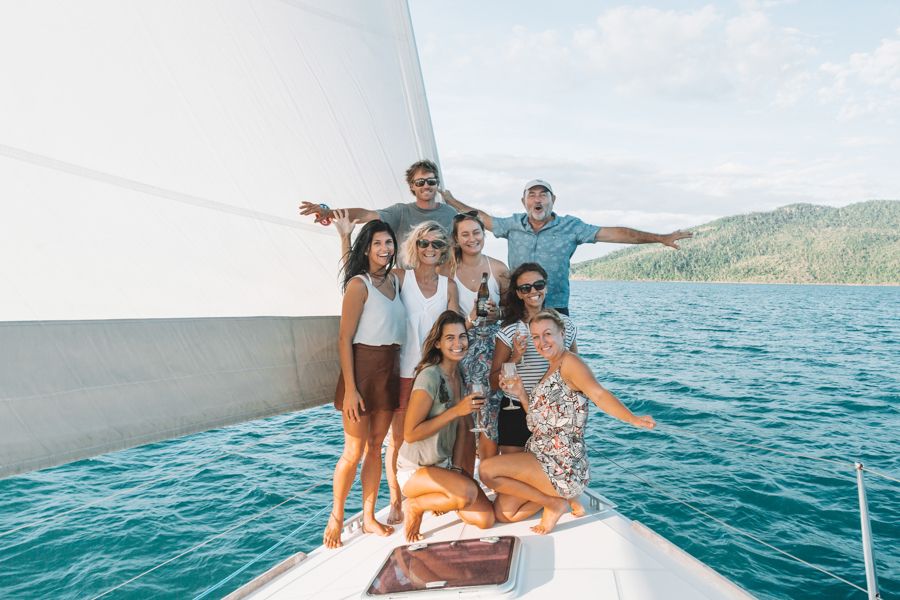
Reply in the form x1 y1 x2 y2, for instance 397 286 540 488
571 201 900 284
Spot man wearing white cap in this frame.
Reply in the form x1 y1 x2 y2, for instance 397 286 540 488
441 180 691 315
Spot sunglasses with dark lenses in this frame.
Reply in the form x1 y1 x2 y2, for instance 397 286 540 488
416 239 448 250
452 210 480 221
413 177 439 187
516 279 547 293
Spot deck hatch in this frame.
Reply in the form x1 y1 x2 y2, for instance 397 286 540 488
365 536 520 597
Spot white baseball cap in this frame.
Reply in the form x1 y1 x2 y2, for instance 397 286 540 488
523 179 554 195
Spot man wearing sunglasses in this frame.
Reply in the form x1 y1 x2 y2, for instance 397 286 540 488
298 159 457 247
441 180 692 315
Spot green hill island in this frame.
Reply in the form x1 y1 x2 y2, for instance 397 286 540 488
571 200 900 285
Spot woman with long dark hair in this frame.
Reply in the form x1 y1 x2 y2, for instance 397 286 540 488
396 310 495 542
323 219 406 549
490 263 578 455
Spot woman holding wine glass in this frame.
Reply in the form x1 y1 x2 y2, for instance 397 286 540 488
490 263 578 455
397 311 496 542
482 309 655 534
450 211 509 460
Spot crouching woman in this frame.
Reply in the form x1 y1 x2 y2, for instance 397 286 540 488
398 311 496 542
480 309 656 535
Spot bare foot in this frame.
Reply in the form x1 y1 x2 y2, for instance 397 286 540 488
362 516 394 537
403 499 425 543
569 498 586 517
531 498 568 535
387 499 404 525
323 511 343 549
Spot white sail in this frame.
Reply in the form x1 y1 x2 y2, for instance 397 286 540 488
0 0 437 477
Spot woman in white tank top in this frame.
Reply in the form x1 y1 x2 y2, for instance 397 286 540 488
324 216 406 550
451 211 509 461
387 221 459 524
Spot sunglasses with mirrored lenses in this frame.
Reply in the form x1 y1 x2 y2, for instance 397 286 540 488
413 177 439 187
516 280 547 293
416 239 448 250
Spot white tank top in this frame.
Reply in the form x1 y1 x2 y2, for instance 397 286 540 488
455 257 501 317
399 270 450 377
352 273 406 346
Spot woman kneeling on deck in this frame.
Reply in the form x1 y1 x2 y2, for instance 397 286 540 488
480 309 656 535
398 310 495 542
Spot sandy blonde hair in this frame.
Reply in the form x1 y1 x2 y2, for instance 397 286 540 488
401 221 452 270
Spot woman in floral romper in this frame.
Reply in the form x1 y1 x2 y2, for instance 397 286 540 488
480 309 656 535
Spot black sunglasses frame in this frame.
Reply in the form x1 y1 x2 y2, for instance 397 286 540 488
516 280 547 293
452 210 480 221
416 239 448 250
413 177 439 187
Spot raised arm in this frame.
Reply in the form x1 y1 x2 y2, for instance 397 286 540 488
438 189 494 231
595 226 692 249
332 209 356 267
298 201 380 224
560 353 655 429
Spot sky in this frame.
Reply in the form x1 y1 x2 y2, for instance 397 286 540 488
408 0 900 261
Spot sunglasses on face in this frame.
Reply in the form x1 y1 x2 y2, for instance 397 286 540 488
516 280 547 293
413 177 439 187
416 238 448 250
452 210 479 221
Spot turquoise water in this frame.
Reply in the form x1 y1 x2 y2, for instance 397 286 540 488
1 281 898 599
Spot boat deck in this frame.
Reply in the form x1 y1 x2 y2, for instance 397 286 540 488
228 489 753 599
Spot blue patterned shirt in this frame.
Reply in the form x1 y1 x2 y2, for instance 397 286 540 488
492 213 600 309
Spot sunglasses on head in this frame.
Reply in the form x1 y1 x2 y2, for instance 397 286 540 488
516 280 547 293
452 210 480 221
413 177 439 187
416 238 448 250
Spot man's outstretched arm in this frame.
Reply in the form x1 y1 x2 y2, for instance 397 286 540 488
438 189 494 231
298 201 379 224
595 227 693 249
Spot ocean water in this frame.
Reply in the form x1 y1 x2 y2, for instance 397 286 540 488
1 281 898 599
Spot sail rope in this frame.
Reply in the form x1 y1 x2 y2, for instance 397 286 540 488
87 479 328 600
0 424 310 542
590 445 869 595
660 423 900 485
191 504 330 600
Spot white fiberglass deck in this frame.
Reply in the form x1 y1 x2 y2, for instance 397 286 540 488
229 489 754 599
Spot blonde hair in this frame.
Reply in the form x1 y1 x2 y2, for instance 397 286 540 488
401 221 452 270
529 308 565 332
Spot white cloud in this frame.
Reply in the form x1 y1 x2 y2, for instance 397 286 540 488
570 5 814 103
819 30 900 119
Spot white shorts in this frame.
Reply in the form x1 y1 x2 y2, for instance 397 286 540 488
397 458 452 495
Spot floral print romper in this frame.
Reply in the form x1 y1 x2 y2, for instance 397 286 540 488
525 368 589 498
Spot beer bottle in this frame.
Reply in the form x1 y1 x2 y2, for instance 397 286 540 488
476 272 490 318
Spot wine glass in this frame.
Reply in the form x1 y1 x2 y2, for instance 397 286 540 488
500 363 520 411
468 381 486 433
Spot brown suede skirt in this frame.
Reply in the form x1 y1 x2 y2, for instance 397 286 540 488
334 343 400 415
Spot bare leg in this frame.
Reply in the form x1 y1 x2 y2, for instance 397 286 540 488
323 414 368 549
498 445 525 455
479 453 568 535
402 467 495 542
360 410 395 537
385 411 406 524
493 493 541 523
479 434 498 460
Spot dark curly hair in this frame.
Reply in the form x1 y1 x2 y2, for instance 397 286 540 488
500 262 548 327
340 220 397 291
